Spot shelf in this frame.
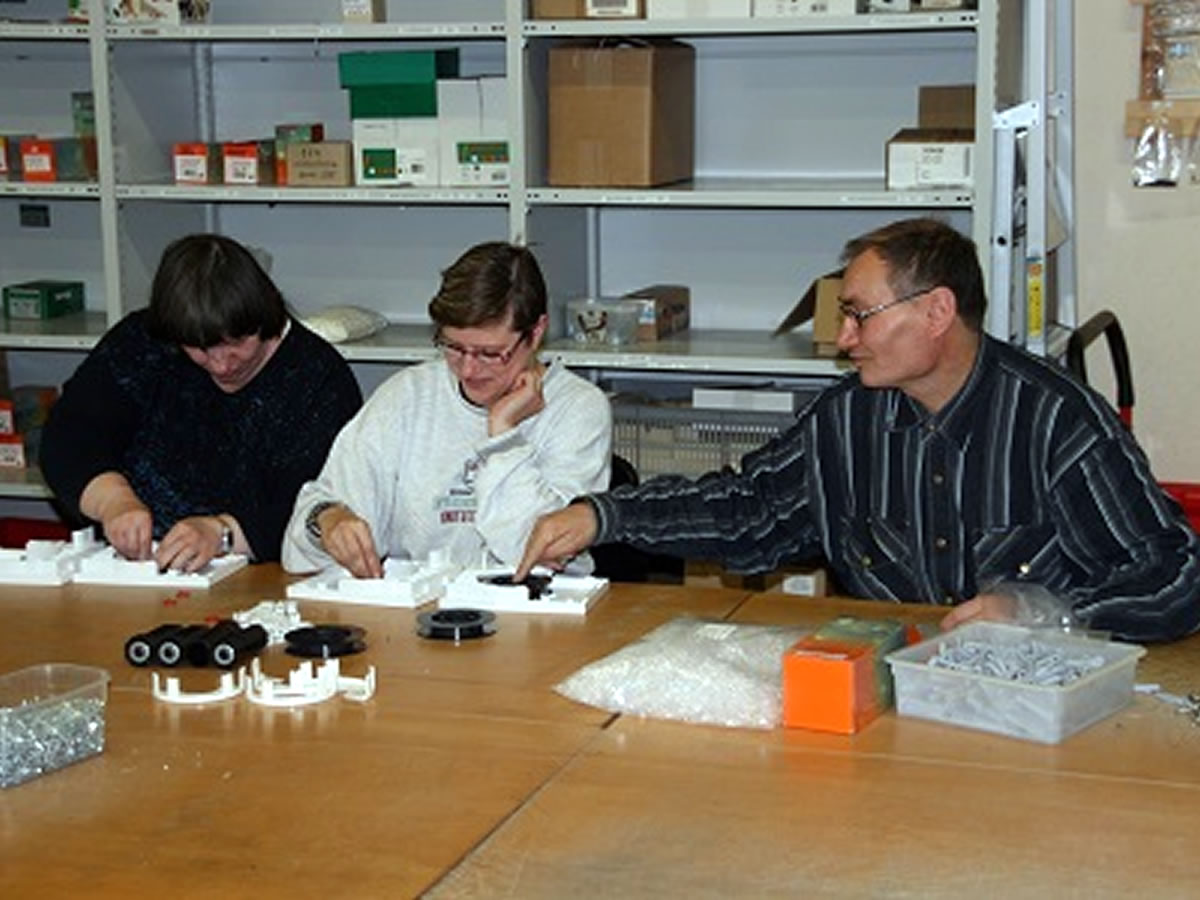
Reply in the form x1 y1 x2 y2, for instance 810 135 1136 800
0 313 107 350
523 12 977 37
528 178 973 209
333 323 438 363
116 184 508 205
0 466 52 500
0 22 89 40
0 182 100 199
543 329 849 377
105 22 505 41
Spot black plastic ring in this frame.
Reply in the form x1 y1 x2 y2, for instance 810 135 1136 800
284 624 367 658
416 608 497 642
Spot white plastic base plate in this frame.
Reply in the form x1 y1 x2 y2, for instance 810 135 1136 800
440 568 608 616
73 547 248 588
0 529 104 586
286 556 457 608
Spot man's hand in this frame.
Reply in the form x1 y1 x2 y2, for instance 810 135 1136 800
488 369 545 436
939 592 1019 631
515 502 599 580
319 504 384 579
156 516 225 573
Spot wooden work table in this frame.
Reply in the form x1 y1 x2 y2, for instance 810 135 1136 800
1 569 1199 898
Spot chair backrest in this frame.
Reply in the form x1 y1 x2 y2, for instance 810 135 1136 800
1065 310 1134 429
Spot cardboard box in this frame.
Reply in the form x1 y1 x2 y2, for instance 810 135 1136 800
866 0 911 11
53 137 98 182
0 135 35 180
286 141 354 187
918 84 975 130
342 0 386 23
3 280 86 320
772 270 842 356
886 128 973 190
19 139 56 183
222 140 275 186
274 123 325 184
67 0 89 22
108 1 211 25
71 92 95 137
648 0 750 16
0 433 26 469
0 400 13 436
566 298 642 345
352 119 440 185
438 77 510 187
622 283 690 341
548 41 695 187
353 119 400 185
753 0 857 16
173 142 221 184
530 0 645 17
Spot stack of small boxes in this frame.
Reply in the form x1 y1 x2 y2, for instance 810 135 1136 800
0 386 59 470
782 616 910 734
0 92 97 184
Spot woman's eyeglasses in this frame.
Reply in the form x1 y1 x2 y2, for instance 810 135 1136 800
433 332 528 367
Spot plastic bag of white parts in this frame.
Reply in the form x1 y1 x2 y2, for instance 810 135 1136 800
554 617 807 730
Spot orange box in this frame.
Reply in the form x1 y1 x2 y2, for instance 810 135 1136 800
0 432 26 468
0 399 13 435
19 139 56 182
222 141 275 186
782 637 882 734
173 142 221 184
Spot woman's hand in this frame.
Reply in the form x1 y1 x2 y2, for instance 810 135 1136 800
155 516 226 573
319 504 384 579
80 472 153 560
488 368 545 436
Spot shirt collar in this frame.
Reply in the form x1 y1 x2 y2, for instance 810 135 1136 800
884 335 994 448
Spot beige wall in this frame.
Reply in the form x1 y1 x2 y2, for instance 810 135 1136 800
1076 4 1200 482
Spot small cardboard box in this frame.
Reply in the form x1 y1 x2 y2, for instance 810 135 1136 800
886 128 973 190
173 142 221 184
274 123 325 184
19 139 56 183
753 0 857 16
773 270 843 356
3 280 86 320
53 137 98 182
71 92 95 137
286 141 353 187
0 433 26 469
566 298 642 345
648 0 750 16
531 0 645 17
108 1 210 25
0 399 13 435
548 41 695 187
622 283 690 341
222 140 276 186
0 135 35 180
783 637 878 734
342 0 386 23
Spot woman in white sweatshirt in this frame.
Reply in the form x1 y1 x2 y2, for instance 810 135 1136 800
282 241 612 577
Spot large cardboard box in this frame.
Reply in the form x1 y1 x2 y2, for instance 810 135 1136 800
548 41 695 187
773 270 842 356
918 84 975 130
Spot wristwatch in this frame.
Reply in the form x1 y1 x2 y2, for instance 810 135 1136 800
218 519 234 555
306 501 339 547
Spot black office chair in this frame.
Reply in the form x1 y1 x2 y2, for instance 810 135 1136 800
590 454 684 583
1065 310 1133 429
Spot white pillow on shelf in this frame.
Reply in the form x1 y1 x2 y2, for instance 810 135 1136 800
299 305 389 344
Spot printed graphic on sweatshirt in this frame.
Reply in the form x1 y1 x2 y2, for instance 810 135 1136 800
437 459 478 524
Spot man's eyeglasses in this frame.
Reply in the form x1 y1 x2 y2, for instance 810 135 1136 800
838 285 935 327
433 331 528 367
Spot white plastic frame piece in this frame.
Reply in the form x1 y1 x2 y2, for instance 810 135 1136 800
0 528 104 586
233 600 310 646
245 658 376 708
152 668 246 705
440 568 609 616
72 547 248 588
285 554 458 608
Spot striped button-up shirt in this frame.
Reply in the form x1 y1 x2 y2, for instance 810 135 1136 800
593 336 1200 642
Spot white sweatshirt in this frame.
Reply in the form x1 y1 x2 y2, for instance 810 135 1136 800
281 357 612 572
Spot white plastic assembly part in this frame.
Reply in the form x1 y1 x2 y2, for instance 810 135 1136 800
285 553 458 608
72 546 248 588
245 657 377 708
152 668 247 705
232 600 310 646
440 568 608 616
0 528 104 586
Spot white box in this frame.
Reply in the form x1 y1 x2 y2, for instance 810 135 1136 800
866 0 911 11
353 119 401 185
108 0 210 25
341 0 386 23
753 0 856 16
394 118 440 186
438 78 510 188
647 0 750 17
886 622 1146 744
587 0 641 16
886 134 973 189
692 387 799 413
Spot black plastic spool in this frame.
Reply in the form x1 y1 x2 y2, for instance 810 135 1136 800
285 624 366 658
416 608 497 642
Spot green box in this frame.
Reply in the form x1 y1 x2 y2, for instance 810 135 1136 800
337 49 459 88
71 92 95 138
360 147 398 180
348 85 439 119
3 281 86 320
812 617 907 708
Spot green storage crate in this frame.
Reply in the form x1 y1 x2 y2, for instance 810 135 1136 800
349 85 439 118
3 280 85 320
337 49 459 88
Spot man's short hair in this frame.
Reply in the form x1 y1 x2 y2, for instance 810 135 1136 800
428 242 547 336
841 217 987 332
146 233 288 348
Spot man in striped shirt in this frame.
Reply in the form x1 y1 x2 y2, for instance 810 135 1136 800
518 218 1200 642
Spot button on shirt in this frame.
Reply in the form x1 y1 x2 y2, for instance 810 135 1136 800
592 336 1200 643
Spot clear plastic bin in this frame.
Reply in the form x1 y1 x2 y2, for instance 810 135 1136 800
886 622 1145 744
1 663 110 788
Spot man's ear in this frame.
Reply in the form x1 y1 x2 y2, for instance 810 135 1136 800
925 286 959 337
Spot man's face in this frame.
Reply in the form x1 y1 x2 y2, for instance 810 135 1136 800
438 316 542 408
835 249 939 392
182 334 276 393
